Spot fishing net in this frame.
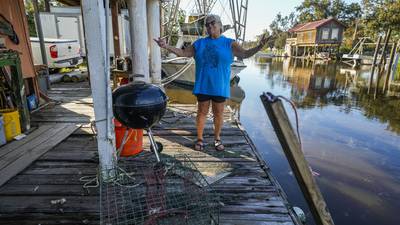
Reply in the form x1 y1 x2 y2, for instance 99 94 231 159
99 153 219 225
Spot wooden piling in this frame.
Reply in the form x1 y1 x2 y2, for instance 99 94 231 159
81 0 117 177
314 45 318 60
127 0 150 82
375 29 391 98
260 93 335 225
383 42 397 93
32 0 50 89
388 41 400 92
368 36 382 94
111 0 121 58
147 0 162 84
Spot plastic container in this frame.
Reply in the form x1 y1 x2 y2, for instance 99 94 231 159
114 119 143 157
0 115 7 146
27 94 38 111
0 109 21 142
38 75 49 95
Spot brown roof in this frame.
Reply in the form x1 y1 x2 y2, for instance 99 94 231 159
288 18 346 33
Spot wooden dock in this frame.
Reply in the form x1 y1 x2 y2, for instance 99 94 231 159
0 81 300 225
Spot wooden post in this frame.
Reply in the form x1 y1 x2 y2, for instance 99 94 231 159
32 1 48 68
374 29 391 97
383 42 397 93
147 0 162 84
368 36 382 94
81 0 117 177
352 19 358 46
127 0 150 83
314 45 317 60
160 5 164 37
336 44 340 59
111 0 121 58
44 0 50 12
260 93 335 225
32 0 51 91
388 42 400 92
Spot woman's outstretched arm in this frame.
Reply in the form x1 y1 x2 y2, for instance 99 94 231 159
232 34 271 59
154 37 195 57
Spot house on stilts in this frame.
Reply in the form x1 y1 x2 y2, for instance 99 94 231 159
284 17 347 59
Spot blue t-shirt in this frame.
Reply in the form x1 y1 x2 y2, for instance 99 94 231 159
192 35 235 98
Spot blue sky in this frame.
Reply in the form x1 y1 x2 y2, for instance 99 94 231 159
180 0 361 41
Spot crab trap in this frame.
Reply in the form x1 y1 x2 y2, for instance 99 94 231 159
99 154 220 225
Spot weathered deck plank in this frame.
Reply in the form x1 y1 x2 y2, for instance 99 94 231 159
0 82 299 225
0 123 79 187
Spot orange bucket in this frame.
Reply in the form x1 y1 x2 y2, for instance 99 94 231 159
114 119 143 157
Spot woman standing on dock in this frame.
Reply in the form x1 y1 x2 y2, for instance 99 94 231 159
155 14 269 151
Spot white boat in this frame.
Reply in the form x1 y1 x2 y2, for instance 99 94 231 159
162 57 246 86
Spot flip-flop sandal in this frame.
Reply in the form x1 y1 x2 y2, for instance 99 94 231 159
194 139 205 151
214 139 225 151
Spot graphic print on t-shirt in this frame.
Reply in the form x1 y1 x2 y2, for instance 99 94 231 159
203 42 219 68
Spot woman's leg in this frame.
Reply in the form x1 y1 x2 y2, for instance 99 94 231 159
211 101 225 141
196 100 210 142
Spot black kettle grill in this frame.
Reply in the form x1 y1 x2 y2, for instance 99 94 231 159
113 82 168 161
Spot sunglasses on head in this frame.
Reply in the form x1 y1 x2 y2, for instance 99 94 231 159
205 20 216 27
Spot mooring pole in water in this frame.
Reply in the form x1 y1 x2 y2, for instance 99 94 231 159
260 93 335 225
368 36 382 94
383 42 397 94
387 41 400 93
375 29 392 98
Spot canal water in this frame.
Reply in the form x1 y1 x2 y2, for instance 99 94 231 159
165 58 400 225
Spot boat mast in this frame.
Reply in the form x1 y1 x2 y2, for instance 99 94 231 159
161 0 181 46
229 0 248 45
195 0 217 15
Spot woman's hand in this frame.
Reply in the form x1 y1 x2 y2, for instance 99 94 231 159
154 37 168 49
154 37 195 57
232 33 272 59
258 34 271 48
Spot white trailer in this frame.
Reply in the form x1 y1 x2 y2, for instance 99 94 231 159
38 6 131 57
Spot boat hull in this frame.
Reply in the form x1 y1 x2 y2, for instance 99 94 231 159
162 60 246 86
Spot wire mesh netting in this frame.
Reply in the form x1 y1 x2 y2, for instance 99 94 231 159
100 153 219 225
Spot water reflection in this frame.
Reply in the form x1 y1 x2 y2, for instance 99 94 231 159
279 58 400 134
240 57 400 225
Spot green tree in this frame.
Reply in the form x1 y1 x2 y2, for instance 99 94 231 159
268 12 296 49
25 0 45 37
296 0 361 26
25 0 63 37
295 0 331 23
163 8 185 47
362 0 400 38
